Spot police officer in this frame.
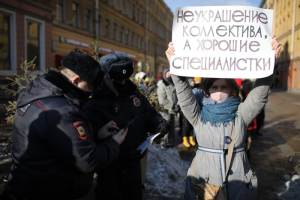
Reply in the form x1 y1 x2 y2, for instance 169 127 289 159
83 53 169 200
4 52 128 200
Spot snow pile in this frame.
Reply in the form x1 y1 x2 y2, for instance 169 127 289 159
144 146 191 200
272 175 300 200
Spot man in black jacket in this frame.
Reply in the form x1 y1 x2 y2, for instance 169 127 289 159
83 53 169 200
4 52 127 200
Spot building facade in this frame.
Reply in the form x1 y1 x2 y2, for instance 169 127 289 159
0 0 173 119
262 0 300 93
0 0 52 119
51 0 173 77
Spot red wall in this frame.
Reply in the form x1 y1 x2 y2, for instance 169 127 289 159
0 0 52 74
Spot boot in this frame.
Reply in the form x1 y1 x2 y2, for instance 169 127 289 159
182 136 190 147
189 136 196 146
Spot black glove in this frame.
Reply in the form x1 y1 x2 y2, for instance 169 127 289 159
155 119 169 139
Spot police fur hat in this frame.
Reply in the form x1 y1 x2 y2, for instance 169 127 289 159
100 53 134 80
61 51 104 85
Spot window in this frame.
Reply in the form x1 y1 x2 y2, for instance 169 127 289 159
0 12 10 70
114 0 118 9
0 9 16 73
105 19 110 38
132 4 135 20
113 23 118 41
148 40 151 52
141 37 144 50
26 21 40 70
132 32 135 47
121 0 125 14
141 12 144 26
72 3 79 27
127 1 130 17
126 29 130 45
137 35 140 49
56 0 64 22
137 8 140 23
98 15 102 35
120 26 124 43
25 16 45 71
85 9 91 31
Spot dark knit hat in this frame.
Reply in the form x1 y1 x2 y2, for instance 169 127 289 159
61 51 104 85
100 53 134 80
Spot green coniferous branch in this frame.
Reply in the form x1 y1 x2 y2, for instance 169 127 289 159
2 57 38 96
1 57 39 124
76 41 101 64
91 41 101 62
286 152 300 175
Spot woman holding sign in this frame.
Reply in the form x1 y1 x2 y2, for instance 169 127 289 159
165 35 281 200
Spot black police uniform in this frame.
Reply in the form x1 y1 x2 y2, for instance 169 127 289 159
83 79 165 200
6 70 120 200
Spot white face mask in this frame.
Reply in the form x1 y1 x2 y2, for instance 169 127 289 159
210 92 229 103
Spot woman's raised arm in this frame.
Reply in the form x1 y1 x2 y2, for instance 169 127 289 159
239 35 281 126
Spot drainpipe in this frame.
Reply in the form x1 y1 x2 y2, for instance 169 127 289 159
95 0 99 41
290 0 296 92
144 0 148 73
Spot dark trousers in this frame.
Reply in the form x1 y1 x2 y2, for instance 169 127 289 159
256 107 265 130
182 115 193 137
95 163 142 200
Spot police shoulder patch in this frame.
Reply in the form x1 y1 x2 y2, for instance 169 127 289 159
17 103 31 116
73 121 88 140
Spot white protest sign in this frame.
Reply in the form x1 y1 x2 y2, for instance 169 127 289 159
170 6 274 78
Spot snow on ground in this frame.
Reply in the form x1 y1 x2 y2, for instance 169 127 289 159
143 146 191 200
269 175 300 200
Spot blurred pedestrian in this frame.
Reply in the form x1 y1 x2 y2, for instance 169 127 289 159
235 78 243 88
241 79 255 159
157 69 178 147
2 52 127 200
194 77 202 88
181 78 197 148
135 71 147 90
83 53 169 200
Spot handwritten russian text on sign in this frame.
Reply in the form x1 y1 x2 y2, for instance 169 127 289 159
170 6 274 78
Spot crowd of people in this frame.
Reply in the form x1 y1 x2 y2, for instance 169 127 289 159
0 35 281 200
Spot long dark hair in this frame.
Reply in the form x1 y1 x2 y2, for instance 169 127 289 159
201 78 239 98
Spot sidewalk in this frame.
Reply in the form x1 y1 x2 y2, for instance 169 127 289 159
251 91 300 199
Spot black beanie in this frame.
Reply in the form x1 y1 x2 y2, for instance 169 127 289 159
61 51 104 85
100 53 134 80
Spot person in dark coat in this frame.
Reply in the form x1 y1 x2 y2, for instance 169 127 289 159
83 53 169 200
3 52 128 200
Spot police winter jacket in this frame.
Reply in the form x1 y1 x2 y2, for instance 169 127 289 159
9 70 120 200
83 79 163 164
172 65 278 200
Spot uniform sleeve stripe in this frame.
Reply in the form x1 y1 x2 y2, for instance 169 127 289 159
34 101 51 118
